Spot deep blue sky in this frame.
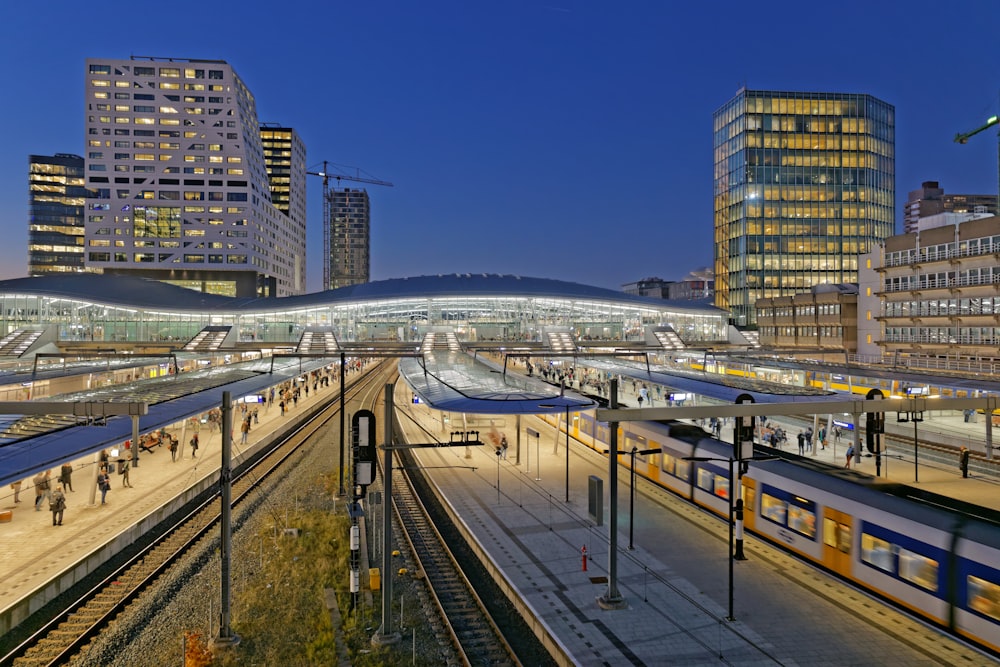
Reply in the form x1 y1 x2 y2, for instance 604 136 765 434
2 1 999 293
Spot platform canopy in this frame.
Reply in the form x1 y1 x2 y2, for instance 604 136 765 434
398 353 595 415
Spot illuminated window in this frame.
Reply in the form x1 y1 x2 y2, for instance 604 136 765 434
968 576 1000 621
860 533 893 572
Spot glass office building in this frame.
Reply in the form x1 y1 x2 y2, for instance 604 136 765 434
713 89 895 326
28 154 95 275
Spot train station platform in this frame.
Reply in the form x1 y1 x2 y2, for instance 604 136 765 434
398 401 994 666
0 364 354 639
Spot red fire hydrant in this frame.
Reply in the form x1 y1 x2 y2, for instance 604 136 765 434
581 545 588 572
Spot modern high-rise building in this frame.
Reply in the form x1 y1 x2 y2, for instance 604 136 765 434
28 154 95 275
260 124 307 291
903 181 996 234
82 57 306 297
713 89 895 326
328 188 370 290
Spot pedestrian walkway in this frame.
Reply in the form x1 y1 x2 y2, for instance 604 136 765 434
399 400 993 666
0 365 351 637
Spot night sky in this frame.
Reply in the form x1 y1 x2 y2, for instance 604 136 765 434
2 1 999 293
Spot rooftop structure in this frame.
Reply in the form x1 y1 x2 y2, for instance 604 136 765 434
904 181 997 234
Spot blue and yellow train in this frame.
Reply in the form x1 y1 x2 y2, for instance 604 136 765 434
539 410 1000 655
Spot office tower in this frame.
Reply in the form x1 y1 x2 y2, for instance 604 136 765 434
328 188 370 289
28 154 94 275
260 124 307 292
903 181 996 234
82 57 306 297
713 89 895 326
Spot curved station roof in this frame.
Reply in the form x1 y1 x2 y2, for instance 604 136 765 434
0 273 728 347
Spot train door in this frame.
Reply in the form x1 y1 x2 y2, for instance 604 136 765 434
822 507 853 576
741 477 756 532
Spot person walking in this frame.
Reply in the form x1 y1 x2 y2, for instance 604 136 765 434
190 434 199 458
10 480 22 503
50 485 66 525
500 435 508 460
60 463 74 492
169 436 178 462
33 470 51 511
97 467 111 504
845 444 855 468
960 446 971 478
240 416 250 444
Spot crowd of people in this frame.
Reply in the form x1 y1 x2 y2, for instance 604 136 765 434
4 361 355 528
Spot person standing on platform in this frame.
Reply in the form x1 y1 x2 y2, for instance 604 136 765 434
60 463 74 492
845 444 855 468
190 434 199 458
797 431 805 455
34 470 51 511
169 436 178 462
500 435 508 460
960 446 971 478
240 416 250 444
119 459 132 488
50 485 66 525
10 479 22 503
97 467 111 504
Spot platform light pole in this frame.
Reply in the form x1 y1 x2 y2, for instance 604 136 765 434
597 379 626 610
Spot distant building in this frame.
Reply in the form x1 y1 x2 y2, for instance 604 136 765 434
903 181 996 234
622 277 670 299
328 188 371 290
755 283 858 356
623 269 714 301
28 154 96 276
668 268 714 301
713 89 895 327
82 57 306 297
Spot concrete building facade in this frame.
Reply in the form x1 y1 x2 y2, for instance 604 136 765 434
82 57 306 297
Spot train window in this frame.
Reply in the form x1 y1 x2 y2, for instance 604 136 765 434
823 519 837 548
696 468 714 492
898 548 938 592
861 533 893 573
714 475 730 500
675 458 690 481
838 523 851 553
760 492 787 526
967 576 1000 621
823 519 852 553
787 505 816 539
661 453 675 476
743 486 755 514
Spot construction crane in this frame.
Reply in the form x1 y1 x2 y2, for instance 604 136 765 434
954 113 1000 212
306 161 393 290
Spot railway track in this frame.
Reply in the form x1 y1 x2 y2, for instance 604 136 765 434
364 383 518 667
3 361 390 667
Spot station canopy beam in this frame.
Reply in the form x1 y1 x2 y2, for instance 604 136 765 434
0 401 148 417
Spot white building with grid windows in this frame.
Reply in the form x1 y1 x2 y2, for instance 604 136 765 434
82 57 306 297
